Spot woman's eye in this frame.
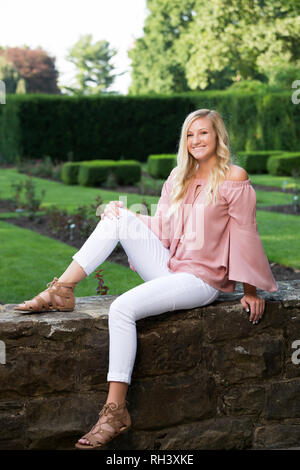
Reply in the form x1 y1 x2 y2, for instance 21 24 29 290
187 132 207 137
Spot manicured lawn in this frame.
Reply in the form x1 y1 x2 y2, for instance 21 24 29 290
0 168 296 210
250 173 300 190
0 220 143 305
256 211 300 269
255 189 294 206
0 168 159 215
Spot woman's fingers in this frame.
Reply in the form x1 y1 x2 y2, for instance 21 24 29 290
249 298 265 324
128 261 136 271
101 201 125 219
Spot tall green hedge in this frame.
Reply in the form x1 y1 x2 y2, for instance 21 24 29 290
0 91 299 164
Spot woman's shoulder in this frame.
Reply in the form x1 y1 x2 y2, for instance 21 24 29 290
224 165 249 182
219 165 251 191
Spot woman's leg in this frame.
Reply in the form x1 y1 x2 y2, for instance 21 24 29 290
107 271 219 386
76 208 175 445
72 207 172 281
78 271 219 446
17 207 169 309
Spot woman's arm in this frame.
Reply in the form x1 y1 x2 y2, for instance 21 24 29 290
243 282 256 295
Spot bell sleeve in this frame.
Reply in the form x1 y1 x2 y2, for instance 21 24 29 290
136 169 175 249
225 180 279 292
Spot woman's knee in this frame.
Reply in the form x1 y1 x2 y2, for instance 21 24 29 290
109 295 136 323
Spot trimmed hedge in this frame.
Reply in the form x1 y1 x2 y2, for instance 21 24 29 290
61 162 83 185
267 153 300 176
77 160 117 187
71 159 142 187
234 150 283 174
147 154 176 179
0 91 299 164
113 160 141 185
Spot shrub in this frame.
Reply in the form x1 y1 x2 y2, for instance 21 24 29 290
16 156 63 181
234 150 283 173
61 162 83 185
77 160 117 187
114 160 141 185
267 153 300 176
10 176 45 220
137 176 165 196
147 154 176 179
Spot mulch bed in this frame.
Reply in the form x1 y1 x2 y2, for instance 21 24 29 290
252 183 298 194
1 196 300 281
259 205 300 215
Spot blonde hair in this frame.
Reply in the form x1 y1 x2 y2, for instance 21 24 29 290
167 109 233 217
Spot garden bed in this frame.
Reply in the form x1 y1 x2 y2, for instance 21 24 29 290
259 205 300 215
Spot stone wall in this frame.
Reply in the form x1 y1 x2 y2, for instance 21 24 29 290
0 280 299 450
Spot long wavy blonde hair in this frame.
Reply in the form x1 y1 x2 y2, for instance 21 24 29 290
166 109 233 218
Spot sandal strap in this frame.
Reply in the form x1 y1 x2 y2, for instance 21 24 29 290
78 401 130 448
47 277 77 289
23 294 50 311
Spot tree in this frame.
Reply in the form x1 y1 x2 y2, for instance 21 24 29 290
0 46 60 93
63 34 119 95
179 0 300 90
128 0 195 95
0 56 21 93
128 0 300 93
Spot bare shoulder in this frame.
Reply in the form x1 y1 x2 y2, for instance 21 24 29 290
225 165 249 181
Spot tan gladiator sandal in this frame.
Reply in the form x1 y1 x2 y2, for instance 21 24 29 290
13 277 77 313
75 401 131 450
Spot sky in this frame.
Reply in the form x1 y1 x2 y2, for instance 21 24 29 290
1 0 148 94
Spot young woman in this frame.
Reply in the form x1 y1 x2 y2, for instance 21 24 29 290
14 109 278 450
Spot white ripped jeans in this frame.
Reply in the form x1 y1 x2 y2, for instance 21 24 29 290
72 208 220 385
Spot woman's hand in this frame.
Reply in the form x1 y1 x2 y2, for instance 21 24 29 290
240 294 265 324
101 201 125 220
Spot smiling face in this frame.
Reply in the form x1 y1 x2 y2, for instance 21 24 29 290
187 117 218 165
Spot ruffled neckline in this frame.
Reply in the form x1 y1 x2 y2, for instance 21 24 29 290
193 177 251 186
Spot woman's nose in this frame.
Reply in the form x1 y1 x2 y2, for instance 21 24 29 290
192 135 201 145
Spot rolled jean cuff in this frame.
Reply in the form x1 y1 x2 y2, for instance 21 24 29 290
107 372 131 385
72 253 93 276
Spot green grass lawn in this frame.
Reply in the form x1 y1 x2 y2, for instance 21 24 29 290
255 189 295 206
0 220 143 305
256 211 300 269
250 173 300 190
0 168 297 211
0 168 159 215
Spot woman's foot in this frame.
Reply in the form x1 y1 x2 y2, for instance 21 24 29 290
14 277 77 312
75 401 131 449
16 287 64 310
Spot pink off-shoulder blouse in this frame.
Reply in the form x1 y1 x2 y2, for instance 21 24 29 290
138 167 279 293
